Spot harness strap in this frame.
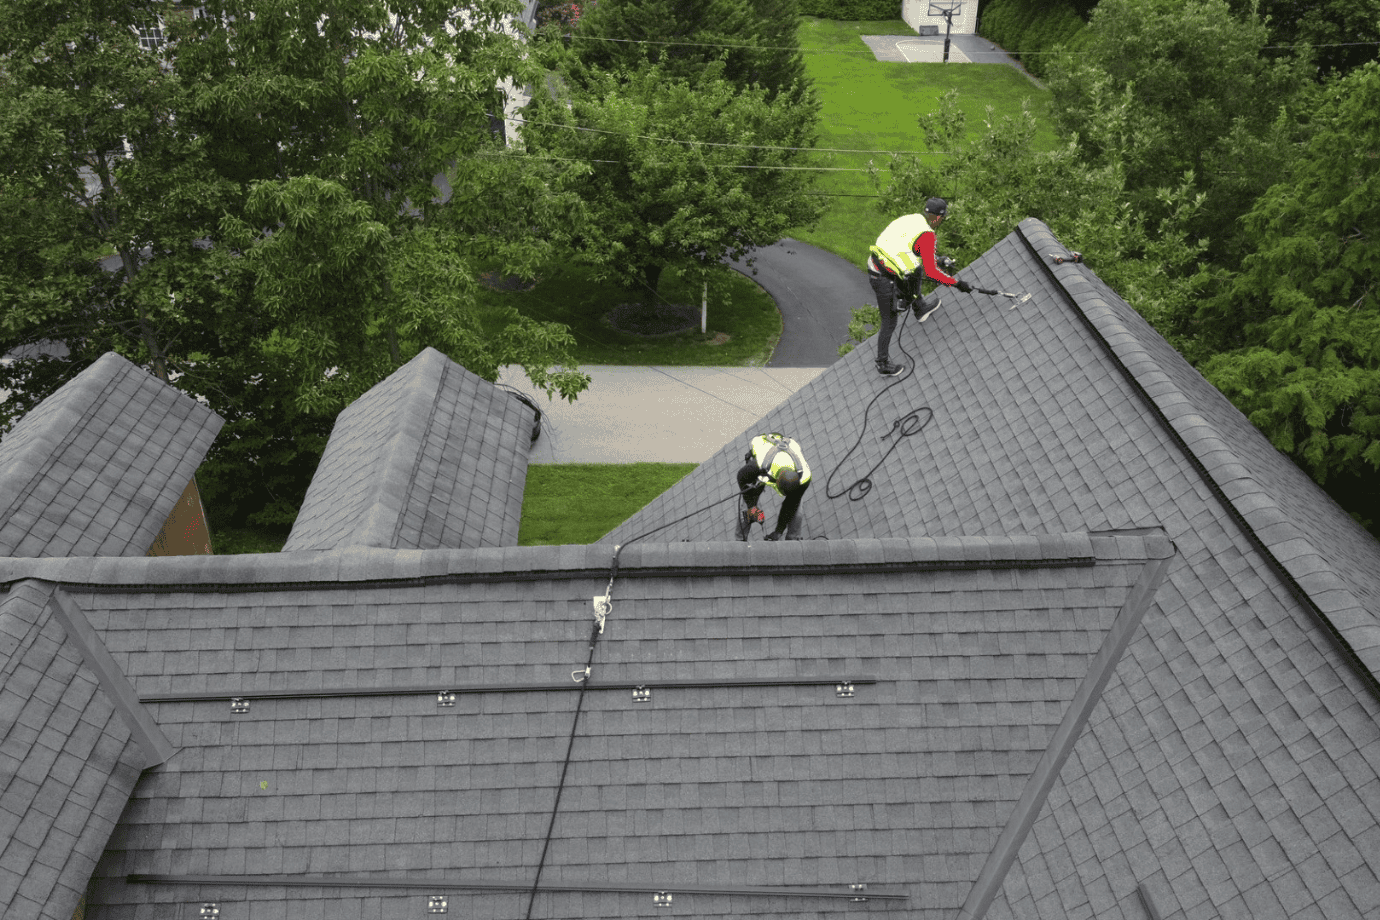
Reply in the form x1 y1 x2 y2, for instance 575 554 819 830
759 434 805 481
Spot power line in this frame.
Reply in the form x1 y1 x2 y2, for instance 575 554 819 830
477 151 893 172
506 112 944 157
564 32 1380 56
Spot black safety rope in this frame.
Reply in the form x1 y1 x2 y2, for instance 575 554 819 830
523 481 764 918
523 615 600 920
825 305 935 501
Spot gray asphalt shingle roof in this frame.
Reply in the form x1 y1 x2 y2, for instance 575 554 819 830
0 579 152 920
0 352 223 558
607 218 1380 920
0 533 1171 919
2 219 1379 920
282 347 537 552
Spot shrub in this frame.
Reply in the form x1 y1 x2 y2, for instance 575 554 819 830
800 0 899 20
977 0 1087 77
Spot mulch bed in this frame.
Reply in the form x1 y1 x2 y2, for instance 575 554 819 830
604 301 700 337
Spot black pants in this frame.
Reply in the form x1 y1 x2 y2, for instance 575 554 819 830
869 271 939 364
736 464 809 539
869 270 905 364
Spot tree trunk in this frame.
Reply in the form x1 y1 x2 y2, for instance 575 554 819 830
641 262 664 299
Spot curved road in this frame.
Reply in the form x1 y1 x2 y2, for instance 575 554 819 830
727 238 871 368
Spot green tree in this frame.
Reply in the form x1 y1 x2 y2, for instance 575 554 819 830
1044 0 1311 265
1233 0 1380 73
1 0 590 525
569 0 813 104
1198 62 1380 517
0 0 239 387
522 59 823 298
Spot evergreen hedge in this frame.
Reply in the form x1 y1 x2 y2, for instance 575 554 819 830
977 0 1089 77
800 0 899 21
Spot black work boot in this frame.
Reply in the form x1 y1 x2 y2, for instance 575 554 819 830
914 294 941 323
876 359 903 377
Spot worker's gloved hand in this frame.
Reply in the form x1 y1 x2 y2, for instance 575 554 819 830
936 254 958 274
748 506 765 523
764 531 783 542
955 279 973 293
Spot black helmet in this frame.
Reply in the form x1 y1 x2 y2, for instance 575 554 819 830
776 468 802 492
924 197 949 217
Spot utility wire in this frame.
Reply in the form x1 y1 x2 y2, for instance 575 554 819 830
565 32 1380 56
477 151 890 172
505 112 945 157
647 365 765 416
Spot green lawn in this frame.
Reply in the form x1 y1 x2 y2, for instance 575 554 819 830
792 17 1058 265
477 262 781 367
212 463 698 551
518 463 698 544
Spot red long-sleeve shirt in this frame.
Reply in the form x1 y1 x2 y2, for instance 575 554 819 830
869 226 957 285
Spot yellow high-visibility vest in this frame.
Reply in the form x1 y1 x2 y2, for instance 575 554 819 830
869 213 934 276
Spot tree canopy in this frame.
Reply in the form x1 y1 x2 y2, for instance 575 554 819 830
568 0 813 103
1199 61 1380 493
1044 0 1312 264
522 53 822 297
1 0 589 525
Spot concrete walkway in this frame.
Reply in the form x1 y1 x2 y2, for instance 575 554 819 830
498 365 827 464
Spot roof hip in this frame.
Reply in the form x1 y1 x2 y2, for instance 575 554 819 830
1016 218 1380 702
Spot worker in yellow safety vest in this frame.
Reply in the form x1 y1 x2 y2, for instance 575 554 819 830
867 197 972 377
736 433 812 541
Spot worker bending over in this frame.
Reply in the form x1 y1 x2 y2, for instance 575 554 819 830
868 197 972 376
736 433 812 541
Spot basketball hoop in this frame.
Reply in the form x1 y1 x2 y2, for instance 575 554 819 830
925 0 963 63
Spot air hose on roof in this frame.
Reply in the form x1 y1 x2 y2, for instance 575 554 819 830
825 308 935 501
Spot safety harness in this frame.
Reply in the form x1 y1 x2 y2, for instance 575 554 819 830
755 434 810 489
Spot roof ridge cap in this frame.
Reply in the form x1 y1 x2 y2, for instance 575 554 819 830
351 351 447 548
1020 219 1380 687
0 533 1176 589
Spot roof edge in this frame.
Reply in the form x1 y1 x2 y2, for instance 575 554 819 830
1017 218 1380 692
0 532 1170 590
359 347 451 549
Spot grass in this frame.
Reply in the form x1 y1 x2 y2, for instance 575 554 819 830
476 262 782 366
211 523 291 554
518 463 698 544
210 464 697 551
792 17 1059 265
